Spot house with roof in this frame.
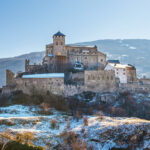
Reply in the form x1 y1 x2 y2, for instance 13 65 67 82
105 63 137 83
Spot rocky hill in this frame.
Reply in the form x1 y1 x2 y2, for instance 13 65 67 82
0 39 150 87
0 105 150 150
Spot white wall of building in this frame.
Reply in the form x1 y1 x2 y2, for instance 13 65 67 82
105 63 127 83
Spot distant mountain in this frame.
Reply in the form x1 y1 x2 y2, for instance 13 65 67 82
0 39 150 87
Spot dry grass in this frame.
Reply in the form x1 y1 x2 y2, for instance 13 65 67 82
88 116 150 128
0 119 15 126
71 138 87 150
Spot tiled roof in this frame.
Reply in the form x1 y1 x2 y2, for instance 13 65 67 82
53 31 65 36
108 60 120 64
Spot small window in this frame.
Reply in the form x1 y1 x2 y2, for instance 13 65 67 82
101 59 103 62
61 42 63 45
56 42 58 45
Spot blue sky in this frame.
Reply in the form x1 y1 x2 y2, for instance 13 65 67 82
0 0 150 58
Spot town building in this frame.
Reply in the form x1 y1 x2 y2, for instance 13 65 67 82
105 61 137 84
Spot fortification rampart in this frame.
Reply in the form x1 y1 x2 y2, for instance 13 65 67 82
14 77 64 96
64 85 84 97
119 82 150 93
6 70 15 85
84 70 116 92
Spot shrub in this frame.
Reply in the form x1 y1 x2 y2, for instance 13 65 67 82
0 119 15 126
16 132 34 144
4 141 44 150
50 119 57 129
71 138 87 150
108 107 126 117
96 111 105 120
83 117 88 126
10 92 69 112
67 118 70 129
59 131 77 145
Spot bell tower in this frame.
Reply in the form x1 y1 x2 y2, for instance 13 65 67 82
53 31 66 56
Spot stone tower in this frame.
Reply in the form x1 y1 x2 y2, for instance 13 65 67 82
25 59 30 72
6 69 15 85
53 31 66 56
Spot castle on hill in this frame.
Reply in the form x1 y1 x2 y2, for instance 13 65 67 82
3 31 150 96
25 31 106 74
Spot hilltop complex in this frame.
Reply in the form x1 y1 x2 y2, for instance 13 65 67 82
3 31 150 96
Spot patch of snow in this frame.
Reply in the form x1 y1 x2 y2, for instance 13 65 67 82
0 105 150 149
121 54 128 57
129 46 136 50
22 73 64 79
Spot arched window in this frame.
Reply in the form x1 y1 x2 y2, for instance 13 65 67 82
56 42 58 45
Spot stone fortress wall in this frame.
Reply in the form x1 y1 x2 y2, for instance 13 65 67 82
15 78 64 96
3 70 64 96
84 70 116 93
3 31 150 97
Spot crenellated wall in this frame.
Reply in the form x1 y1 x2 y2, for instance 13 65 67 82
4 69 150 97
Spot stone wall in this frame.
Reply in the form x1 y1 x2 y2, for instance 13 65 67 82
64 85 84 97
15 77 64 96
126 66 137 82
25 59 46 73
67 46 106 70
139 78 150 85
84 70 116 92
119 82 150 93
6 70 15 85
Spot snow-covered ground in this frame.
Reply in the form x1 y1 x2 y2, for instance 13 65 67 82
0 105 150 150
